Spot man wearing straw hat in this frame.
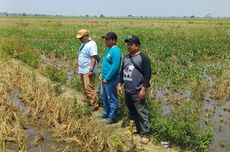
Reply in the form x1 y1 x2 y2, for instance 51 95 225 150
76 29 99 111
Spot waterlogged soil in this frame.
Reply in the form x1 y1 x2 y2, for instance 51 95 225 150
6 88 78 152
201 72 230 152
42 53 230 151
41 54 75 81
0 59 185 152
156 69 230 151
5 127 74 152
201 100 230 152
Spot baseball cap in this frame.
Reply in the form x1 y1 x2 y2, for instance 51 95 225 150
76 29 89 39
102 32 118 40
124 35 141 45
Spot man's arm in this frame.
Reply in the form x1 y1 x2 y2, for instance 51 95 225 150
90 56 97 71
117 57 125 96
141 54 152 88
118 61 124 84
88 55 97 76
88 41 98 75
139 54 152 99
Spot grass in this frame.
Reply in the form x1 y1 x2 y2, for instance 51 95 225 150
0 60 131 151
0 16 229 151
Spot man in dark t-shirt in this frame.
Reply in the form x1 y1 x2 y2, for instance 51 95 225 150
117 35 152 145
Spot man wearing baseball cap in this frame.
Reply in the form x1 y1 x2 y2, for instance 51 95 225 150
117 35 152 144
76 29 99 111
99 32 122 124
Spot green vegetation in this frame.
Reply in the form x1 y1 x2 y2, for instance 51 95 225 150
149 100 213 151
0 16 229 151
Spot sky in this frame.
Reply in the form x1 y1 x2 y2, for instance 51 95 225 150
0 0 230 17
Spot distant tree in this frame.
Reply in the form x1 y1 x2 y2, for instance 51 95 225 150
128 15 134 18
85 14 89 17
100 14 104 18
204 13 212 18
22 12 26 16
4 12 8 16
190 15 195 18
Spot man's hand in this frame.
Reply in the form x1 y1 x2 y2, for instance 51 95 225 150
103 80 107 84
88 71 94 77
139 87 146 100
117 83 123 96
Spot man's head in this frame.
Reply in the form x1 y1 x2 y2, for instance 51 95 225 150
102 32 117 48
124 35 141 54
76 29 89 43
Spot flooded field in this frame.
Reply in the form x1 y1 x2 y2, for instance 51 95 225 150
1 17 229 151
155 67 230 151
3 87 78 152
38 51 230 151
0 61 130 152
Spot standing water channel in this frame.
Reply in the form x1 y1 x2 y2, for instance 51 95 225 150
5 87 79 152
42 52 230 151
156 70 230 151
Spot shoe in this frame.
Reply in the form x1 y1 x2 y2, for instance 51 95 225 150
140 137 150 145
106 118 115 124
90 106 98 112
97 113 108 119
125 130 138 136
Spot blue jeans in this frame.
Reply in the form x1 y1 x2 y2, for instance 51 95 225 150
101 79 119 120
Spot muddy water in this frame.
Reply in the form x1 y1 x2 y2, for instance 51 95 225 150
5 88 78 152
200 99 230 152
41 54 75 81
200 71 230 152
5 126 77 152
42 53 230 151
155 87 171 116
156 70 230 151
155 87 192 116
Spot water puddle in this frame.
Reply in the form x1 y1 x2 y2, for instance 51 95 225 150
200 70 230 152
156 68 230 151
200 99 230 152
156 87 192 116
41 54 76 81
5 88 79 152
155 87 171 116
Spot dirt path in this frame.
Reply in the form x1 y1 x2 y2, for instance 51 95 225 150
1 58 180 152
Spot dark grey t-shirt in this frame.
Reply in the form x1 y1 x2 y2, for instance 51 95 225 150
123 55 143 94
119 53 152 95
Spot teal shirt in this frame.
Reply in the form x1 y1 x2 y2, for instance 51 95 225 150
101 45 122 81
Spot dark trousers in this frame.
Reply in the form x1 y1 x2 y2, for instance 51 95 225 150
125 92 150 137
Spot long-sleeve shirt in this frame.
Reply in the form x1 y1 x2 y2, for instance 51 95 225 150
101 45 122 81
